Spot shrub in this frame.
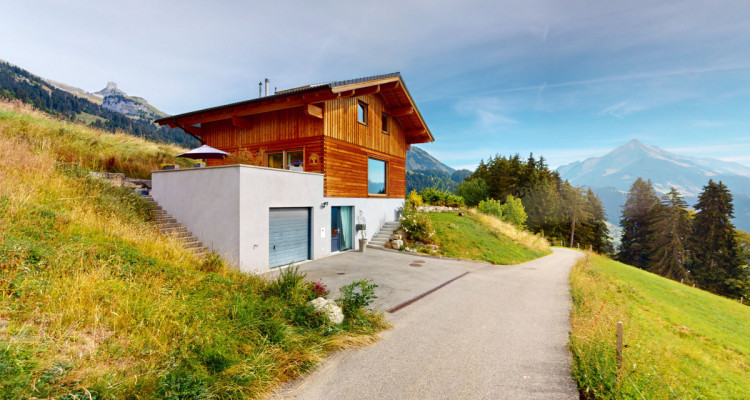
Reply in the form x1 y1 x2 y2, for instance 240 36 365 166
500 194 527 228
455 178 489 206
478 198 503 218
308 281 330 298
406 190 423 208
198 250 225 273
400 206 436 243
420 188 465 207
338 279 378 316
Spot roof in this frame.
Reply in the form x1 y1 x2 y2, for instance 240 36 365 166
155 72 433 144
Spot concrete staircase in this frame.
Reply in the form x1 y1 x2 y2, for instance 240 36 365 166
141 195 209 257
367 221 400 250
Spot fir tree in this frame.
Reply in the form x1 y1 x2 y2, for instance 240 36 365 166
691 180 745 296
647 188 692 281
618 178 660 269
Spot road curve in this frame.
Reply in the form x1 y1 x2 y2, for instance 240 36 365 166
272 247 584 400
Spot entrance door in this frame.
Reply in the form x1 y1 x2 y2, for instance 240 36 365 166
331 206 352 252
269 208 310 267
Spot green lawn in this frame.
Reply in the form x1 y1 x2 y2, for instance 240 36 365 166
428 212 550 265
569 253 750 399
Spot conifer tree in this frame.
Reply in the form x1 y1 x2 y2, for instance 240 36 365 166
691 180 745 296
618 178 660 269
562 183 592 248
647 188 692 281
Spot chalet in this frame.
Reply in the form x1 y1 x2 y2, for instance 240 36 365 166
152 72 433 273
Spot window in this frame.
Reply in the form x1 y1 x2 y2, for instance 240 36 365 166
267 152 283 169
267 150 304 170
368 158 387 195
357 101 368 125
381 113 389 134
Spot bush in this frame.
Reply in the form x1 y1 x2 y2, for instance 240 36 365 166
308 281 330 298
338 279 378 316
501 195 528 228
268 265 308 303
400 206 436 243
478 198 503 218
420 188 465 207
406 190 423 208
455 178 488 206
198 250 225 273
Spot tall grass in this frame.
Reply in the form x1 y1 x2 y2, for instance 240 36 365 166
470 209 550 253
569 253 750 399
0 101 387 399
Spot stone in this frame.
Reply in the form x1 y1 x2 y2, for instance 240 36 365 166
391 239 404 249
425 244 439 253
307 297 344 325
390 234 402 240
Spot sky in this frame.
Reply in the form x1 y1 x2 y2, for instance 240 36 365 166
2 0 750 171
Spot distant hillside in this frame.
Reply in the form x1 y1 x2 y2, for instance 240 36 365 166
558 140 750 232
405 146 472 194
407 146 454 173
0 60 195 146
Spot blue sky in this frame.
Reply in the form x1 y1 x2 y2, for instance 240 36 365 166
2 0 749 170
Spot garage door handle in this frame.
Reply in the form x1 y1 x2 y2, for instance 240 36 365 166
273 245 276 250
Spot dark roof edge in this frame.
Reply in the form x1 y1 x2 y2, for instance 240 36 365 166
155 72 403 125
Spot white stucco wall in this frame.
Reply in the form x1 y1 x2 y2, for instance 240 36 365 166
152 165 404 274
152 166 241 265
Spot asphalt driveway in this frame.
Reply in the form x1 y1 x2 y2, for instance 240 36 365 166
271 247 584 399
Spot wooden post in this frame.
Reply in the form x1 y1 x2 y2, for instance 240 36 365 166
741 297 744 305
616 321 623 372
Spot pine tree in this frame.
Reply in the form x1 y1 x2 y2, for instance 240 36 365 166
562 183 592 248
691 180 744 296
618 178 660 269
647 188 692 281
579 188 613 254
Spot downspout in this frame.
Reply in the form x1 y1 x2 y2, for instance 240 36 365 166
172 117 205 145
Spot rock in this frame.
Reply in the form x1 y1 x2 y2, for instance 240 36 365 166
384 241 392 249
390 234 402 240
391 239 404 249
425 244 439 253
307 297 344 325
458 212 465 216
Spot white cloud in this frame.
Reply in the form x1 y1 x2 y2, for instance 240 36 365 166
600 100 645 118
453 97 517 133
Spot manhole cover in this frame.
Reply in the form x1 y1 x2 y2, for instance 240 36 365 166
409 263 422 267
337 272 345 275
413 260 426 264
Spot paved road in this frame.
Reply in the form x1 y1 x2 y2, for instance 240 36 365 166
272 248 584 400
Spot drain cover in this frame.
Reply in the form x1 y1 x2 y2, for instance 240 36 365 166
409 263 422 267
337 272 345 275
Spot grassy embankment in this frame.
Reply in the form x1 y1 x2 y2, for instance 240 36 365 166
569 253 749 399
427 210 551 264
0 100 386 399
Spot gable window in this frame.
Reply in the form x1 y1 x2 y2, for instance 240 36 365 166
367 158 387 195
357 101 368 125
381 113 389 134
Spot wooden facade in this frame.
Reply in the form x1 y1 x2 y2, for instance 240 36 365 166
156 73 432 199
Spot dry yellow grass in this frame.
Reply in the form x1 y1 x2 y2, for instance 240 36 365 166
470 209 551 253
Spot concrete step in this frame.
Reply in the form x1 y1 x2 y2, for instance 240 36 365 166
160 226 187 234
367 244 385 249
183 241 203 249
156 222 182 229
154 217 177 223
173 231 193 239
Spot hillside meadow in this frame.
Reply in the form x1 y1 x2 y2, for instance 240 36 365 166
569 253 749 399
0 100 386 399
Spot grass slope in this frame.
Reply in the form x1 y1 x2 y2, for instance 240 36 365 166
569 253 750 399
428 212 550 264
0 100 385 399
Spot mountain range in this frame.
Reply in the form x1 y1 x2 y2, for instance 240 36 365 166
0 60 194 146
557 140 750 233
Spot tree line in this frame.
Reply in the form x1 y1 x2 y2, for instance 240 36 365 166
457 153 613 253
618 178 749 299
0 61 197 147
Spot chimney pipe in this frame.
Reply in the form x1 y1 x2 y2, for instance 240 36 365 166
265 78 269 96
258 82 262 98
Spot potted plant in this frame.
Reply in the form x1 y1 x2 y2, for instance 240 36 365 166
357 210 367 253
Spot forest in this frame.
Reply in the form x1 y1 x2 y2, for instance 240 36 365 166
618 178 750 299
457 153 613 254
0 61 197 147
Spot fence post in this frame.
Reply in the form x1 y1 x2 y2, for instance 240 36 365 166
616 321 624 372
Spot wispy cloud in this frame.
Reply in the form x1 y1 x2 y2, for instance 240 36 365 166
453 97 517 133
600 100 645 118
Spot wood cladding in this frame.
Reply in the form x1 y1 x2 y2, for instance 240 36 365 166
323 137 405 198
198 93 409 198
324 94 407 159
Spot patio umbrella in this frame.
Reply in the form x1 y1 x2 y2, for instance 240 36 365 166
175 144 229 159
